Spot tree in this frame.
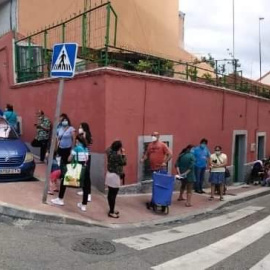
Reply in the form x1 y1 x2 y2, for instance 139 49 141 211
201 53 215 69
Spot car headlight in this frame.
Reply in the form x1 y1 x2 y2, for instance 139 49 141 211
24 152 34 163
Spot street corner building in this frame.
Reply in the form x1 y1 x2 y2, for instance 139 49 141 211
0 0 269 193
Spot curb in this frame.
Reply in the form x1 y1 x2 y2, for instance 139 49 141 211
0 202 112 228
1 188 270 229
124 188 270 228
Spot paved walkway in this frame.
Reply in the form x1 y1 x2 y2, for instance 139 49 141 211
0 160 269 227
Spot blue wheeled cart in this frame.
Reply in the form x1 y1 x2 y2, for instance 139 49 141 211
146 171 175 214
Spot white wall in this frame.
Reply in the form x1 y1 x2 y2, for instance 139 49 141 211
261 75 270 86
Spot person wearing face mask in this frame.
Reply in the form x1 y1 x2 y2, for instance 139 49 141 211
141 131 172 172
142 132 172 211
56 115 76 165
76 122 93 202
209 146 227 201
191 138 211 194
51 135 90 211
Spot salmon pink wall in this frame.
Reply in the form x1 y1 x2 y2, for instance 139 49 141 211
104 71 270 184
0 33 106 152
2 33 270 185
9 74 106 153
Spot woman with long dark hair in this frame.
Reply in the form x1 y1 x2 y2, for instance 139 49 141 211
105 140 127 218
77 122 93 202
175 144 195 207
51 135 90 212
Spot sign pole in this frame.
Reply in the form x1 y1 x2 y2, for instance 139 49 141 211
43 42 77 203
42 78 65 203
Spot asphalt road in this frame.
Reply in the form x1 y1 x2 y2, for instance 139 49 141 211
1 194 270 270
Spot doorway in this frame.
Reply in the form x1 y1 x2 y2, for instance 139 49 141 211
232 131 247 182
138 135 173 182
256 132 266 160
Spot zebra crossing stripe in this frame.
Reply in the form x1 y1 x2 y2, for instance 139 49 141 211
113 206 264 250
151 214 270 270
250 253 270 269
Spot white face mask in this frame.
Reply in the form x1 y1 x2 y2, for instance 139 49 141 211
215 151 221 156
62 120 68 127
78 128 84 134
152 136 158 142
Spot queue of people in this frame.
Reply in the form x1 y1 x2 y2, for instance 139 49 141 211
1 105 263 217
29 110 94 212
142 133 229 208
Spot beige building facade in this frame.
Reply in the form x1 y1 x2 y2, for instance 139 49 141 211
260 72 270 85
15 0 205 64
0 0 213 76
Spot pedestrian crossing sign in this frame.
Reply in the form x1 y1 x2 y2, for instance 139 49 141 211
51 43 78 78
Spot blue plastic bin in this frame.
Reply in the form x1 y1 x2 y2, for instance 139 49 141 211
152 172 174 206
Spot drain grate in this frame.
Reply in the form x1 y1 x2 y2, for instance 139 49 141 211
72 238 116 255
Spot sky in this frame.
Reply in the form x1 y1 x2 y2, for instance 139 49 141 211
180 0 270 80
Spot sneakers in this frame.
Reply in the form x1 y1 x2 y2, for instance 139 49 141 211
77 191 92 202
77 203 87 212
51 198 64 206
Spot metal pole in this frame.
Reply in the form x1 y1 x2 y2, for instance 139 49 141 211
104 2 111 66
215 60 218 86
232 0 235 60
82 13 87 55
62 23 66 43
259 17 264 82
233 59 237 90
42 79 65 203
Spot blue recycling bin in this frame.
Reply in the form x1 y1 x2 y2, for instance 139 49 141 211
152 171 175 206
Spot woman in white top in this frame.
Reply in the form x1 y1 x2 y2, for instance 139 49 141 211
209 146 227 201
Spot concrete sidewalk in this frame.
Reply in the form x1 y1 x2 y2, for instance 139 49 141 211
0 161 269 228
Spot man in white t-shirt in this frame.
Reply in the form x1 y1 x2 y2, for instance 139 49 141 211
209 146 227 201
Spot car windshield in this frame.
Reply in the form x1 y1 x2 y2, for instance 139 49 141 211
0 118 18 139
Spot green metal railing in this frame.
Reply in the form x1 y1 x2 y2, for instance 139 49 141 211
15 2 117 82
101 45 270 99
13 2 270 99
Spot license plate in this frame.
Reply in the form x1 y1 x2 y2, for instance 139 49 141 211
0 169 21 174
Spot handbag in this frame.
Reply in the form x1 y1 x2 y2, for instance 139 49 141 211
63 162 85 187
225 168 231 178
63 150 87 187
